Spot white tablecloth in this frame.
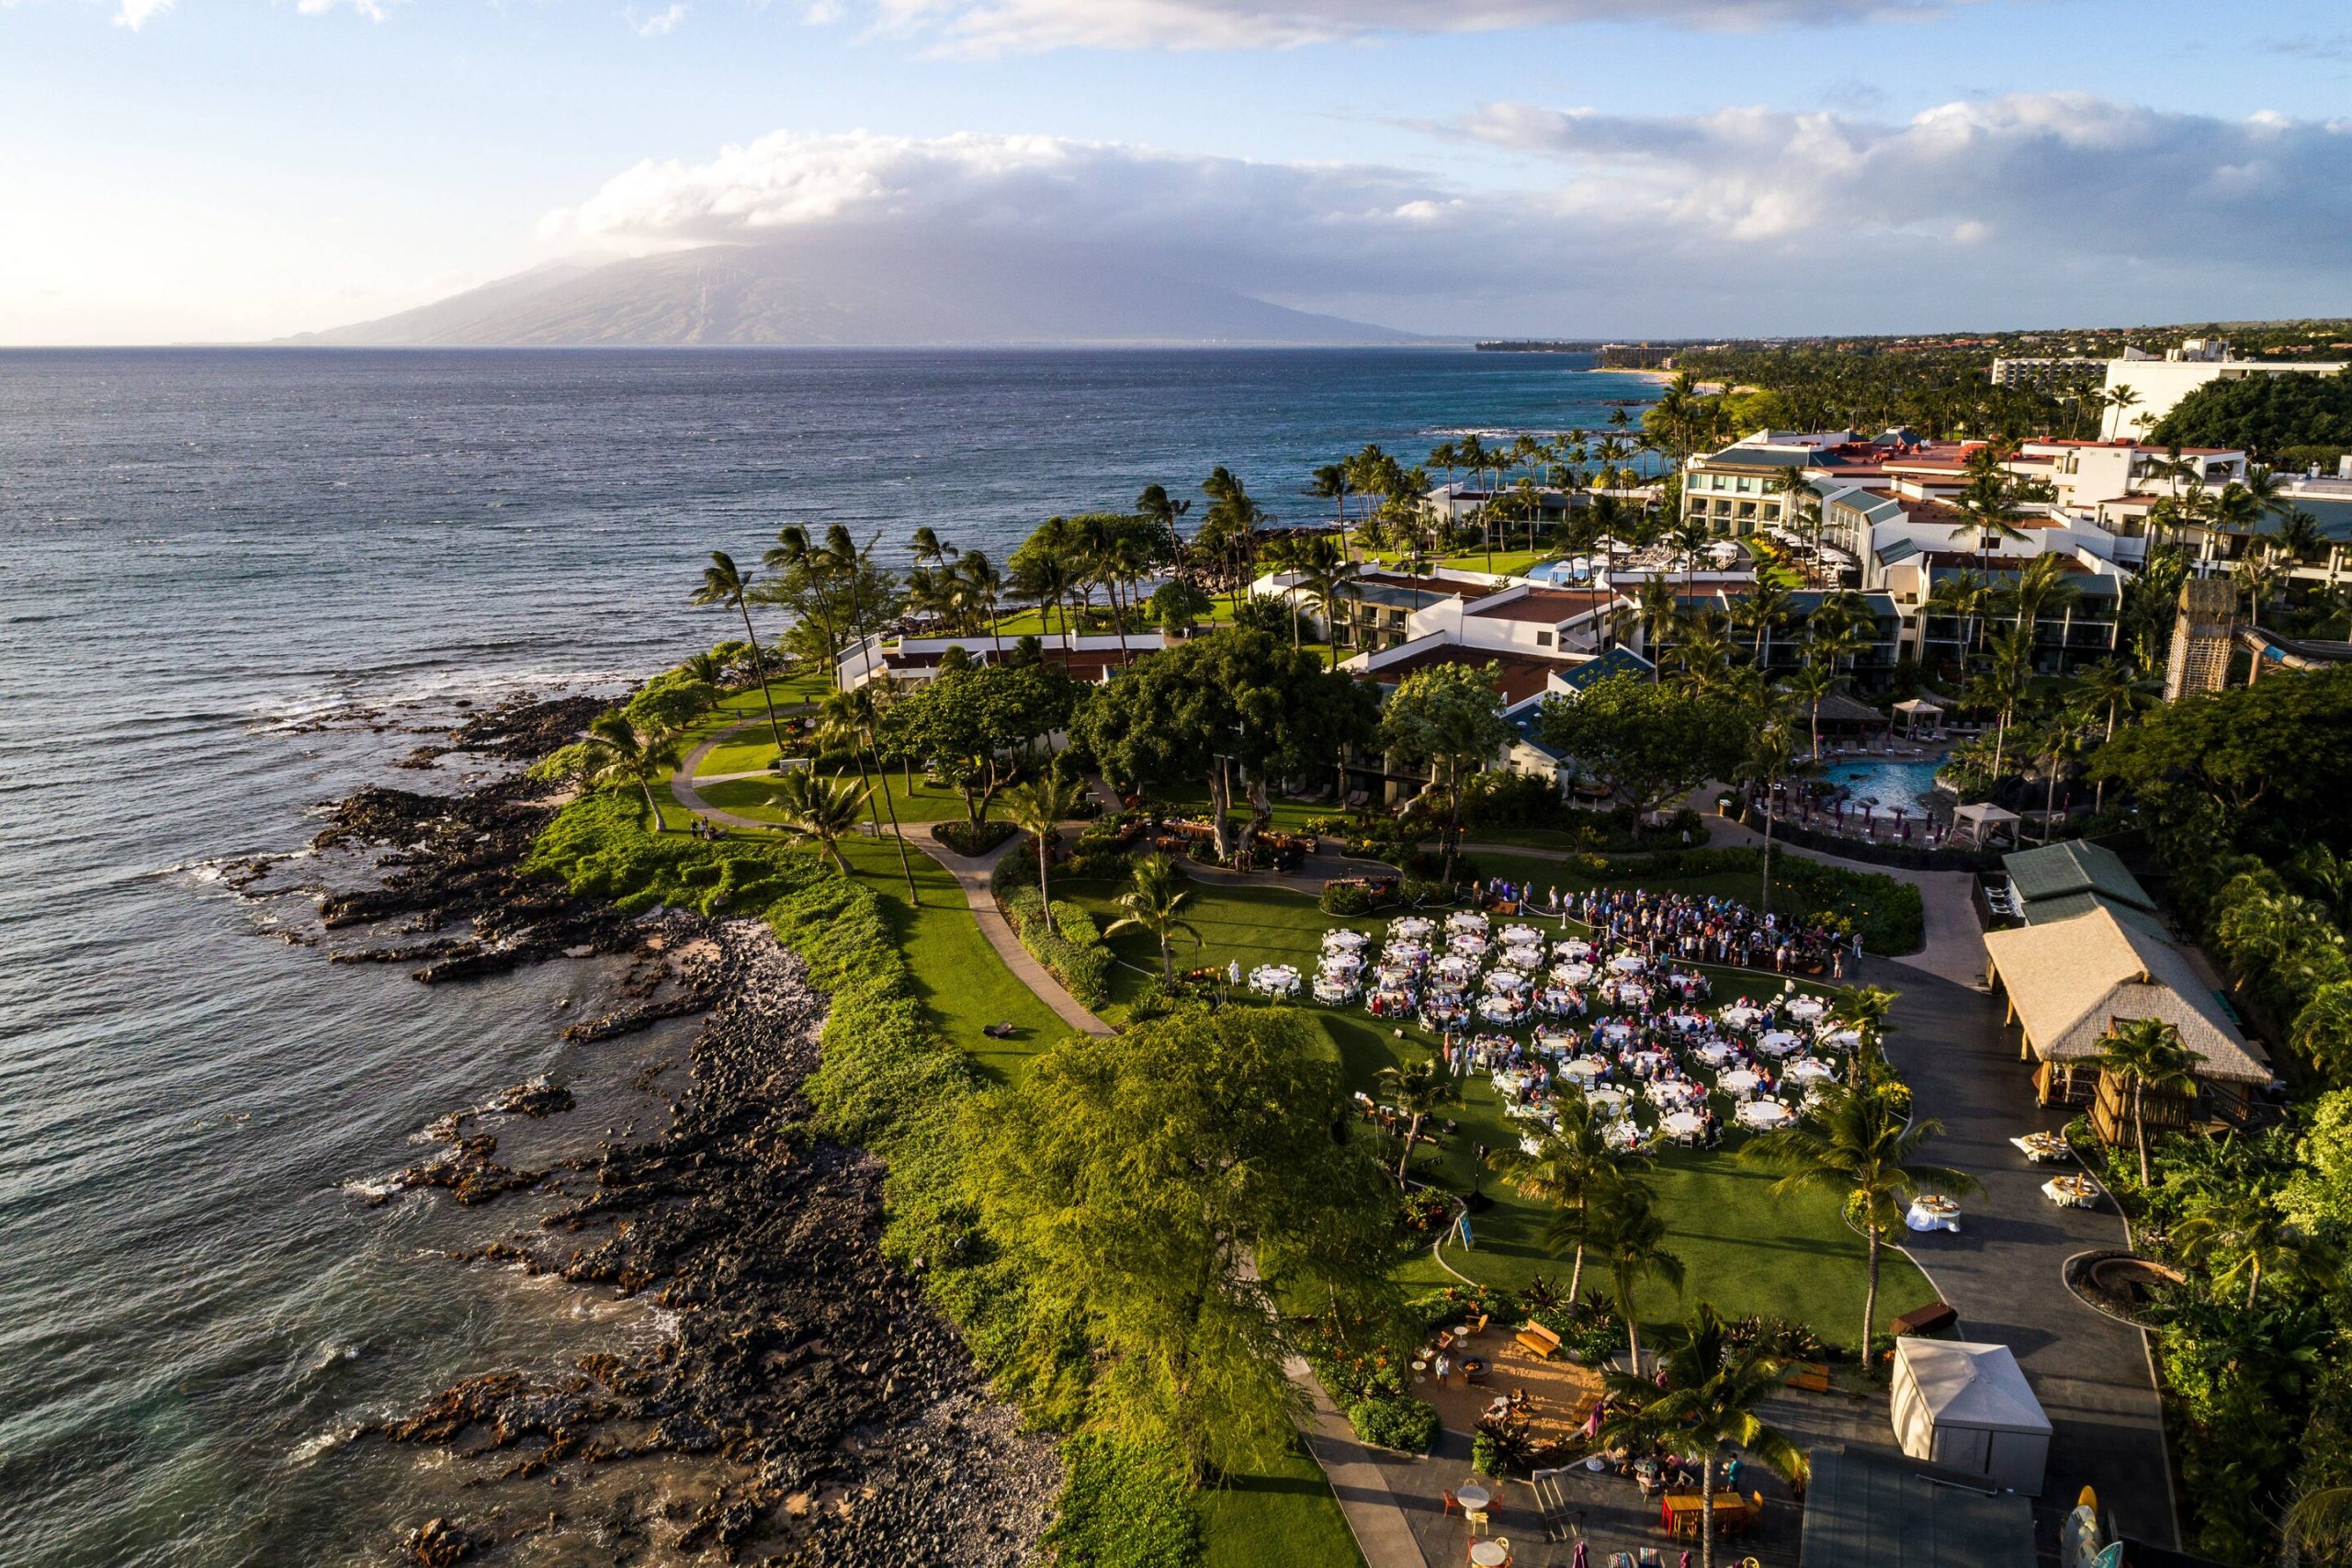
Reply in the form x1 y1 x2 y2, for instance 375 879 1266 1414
1721 1007 1759 1031
2041 1177 2098 1209
1736 1100 1792 1130
1661 1111 1704 1141
1719 1068 1760 1097
1561 1057 1604 1081
1322 928 1369 951
1816 1027 1861 1053
1788 1057 1836 1084
1695 1041 1735 1067
1758 1030 1804 1056
1905 1198 1962 1233
1785 997 1826 1021
1609 954 1646 974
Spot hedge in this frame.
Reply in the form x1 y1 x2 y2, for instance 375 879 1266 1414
1003 886 1114 1009
1345 1393 1441 1453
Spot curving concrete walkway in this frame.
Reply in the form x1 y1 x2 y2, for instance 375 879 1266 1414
919 826 1115 1038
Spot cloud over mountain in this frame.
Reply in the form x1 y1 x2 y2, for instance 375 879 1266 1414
536 106 2352 333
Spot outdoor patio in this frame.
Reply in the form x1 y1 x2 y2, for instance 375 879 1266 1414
1367 1359 1893 1567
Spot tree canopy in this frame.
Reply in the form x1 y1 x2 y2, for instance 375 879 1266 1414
958 1008 1404 1482
877 661 1076 826
2091 665 2352 835
1070 626 1378 859
1379 660 1515 880
1536 673 1756 818
2151 367 2352 461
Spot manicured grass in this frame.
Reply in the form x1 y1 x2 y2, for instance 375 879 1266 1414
696 767 978 825
1064 865 1933 1348
836 837 1074 1082
1366 547 1560 577
1200 1438 1364 1568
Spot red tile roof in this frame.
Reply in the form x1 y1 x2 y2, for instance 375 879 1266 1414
1366 645 1579 705
1468 588 1620 624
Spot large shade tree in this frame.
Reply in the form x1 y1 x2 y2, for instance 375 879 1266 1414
1538 673 1756 824
877 662 1076 829
961 1009 1406 1483
1071 627 1379 863
1378 660 1514 883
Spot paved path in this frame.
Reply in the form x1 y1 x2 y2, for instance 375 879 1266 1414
1285 1359 1430 1568
669 716 1115 1037
1693 808 1987 987
1864 952 2179 1551
920 826 1115 1037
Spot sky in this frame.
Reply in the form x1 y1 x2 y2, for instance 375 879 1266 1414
3 0 2351 344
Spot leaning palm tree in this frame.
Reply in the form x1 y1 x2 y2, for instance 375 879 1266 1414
2174 1189 2341 1313
1376 1056 1461 1185
690 552 788 762
1487 1093 1652 1303
1571 1176 1684 1372
1598 1303 1811 1568
1736 719 1807 912
765 768 868 873
1740 1086 1976 1359
1102 853 1203 978
1000 773 1087 909
582 711 684 831
2093 1018 2199 1188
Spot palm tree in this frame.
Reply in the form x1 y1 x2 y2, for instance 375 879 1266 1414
2233 547 2284 628
2093 1018 2199 1188
766 768 868 872
1572 1177 1685 1371
582 710 683 831
1136 483 1193 576
956 549 1008 660
1311 461 1352 541
818 685 920 901
1001 773 1086 908
1783 662 1838 759
2284 1484 2352 1564
1102 853 1203 978
1376 1056 1460 1185
2174 1189 2340 1312
1487 1095 1652 1303
1737 719 1807 911
1295 535 1362 666
690 552 788 762
1829 985 1900 1091
1635 579 1682 678
1597 1304 1811 1568
1741 1086 1977 1358
2104 382 2141 438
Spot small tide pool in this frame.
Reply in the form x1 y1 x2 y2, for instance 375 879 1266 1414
1820 756 1949 811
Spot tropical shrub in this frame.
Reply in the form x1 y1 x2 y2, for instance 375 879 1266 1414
933 818 1015 856
1347 1394 1440 1453
1002 886 1114 1009
1320 883 1373 916
1044 1436 1204 1568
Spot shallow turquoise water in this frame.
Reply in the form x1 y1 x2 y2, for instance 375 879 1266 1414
1820 756 1947 810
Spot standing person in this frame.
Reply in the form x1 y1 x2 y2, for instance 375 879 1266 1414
1434 1349 1453 1388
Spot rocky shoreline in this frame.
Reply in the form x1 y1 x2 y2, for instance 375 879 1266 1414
312 694 1058 1566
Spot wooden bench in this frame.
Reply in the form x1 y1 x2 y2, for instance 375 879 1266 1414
1514 1321 1563 1359
1784 1362 1831 1393
1890 1301 1958 1337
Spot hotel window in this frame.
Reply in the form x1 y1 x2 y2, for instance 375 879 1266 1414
1535 630 1554 647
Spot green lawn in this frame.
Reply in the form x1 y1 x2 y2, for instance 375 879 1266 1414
1201 1438 1364 1568
1061 866 1934 1350
696 766 978 826
1366 547 1560 577
835 837 1075 1082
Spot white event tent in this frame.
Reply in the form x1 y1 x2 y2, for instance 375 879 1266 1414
1889 1338 2052 1495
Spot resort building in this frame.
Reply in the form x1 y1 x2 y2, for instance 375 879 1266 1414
1987 354 2107 392
1680 429 1980 538
2096 337 2349 439
1876 548 2125 674
1981 861 2271 1125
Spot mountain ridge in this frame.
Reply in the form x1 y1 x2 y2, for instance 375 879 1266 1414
287 242 1428 348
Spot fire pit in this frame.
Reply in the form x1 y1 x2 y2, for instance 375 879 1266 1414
2064 1250 2184 1328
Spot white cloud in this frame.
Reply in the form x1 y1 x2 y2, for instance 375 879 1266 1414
631 2 688 34
543 104 2352 333
113 0 174 28
854 0 1970 51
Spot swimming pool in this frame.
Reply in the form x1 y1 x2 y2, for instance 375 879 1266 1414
1820 757 1949 811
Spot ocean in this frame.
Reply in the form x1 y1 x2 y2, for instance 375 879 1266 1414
0 346 1660 1567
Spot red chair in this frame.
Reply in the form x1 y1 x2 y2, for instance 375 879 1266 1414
1442 1488 1463 1518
